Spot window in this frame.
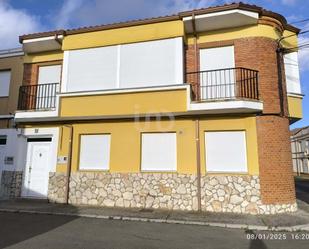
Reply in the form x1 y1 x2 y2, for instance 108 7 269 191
199 46 235 99
63 37 183 92
0 135 7 145
284 52 301 94
0 70 11 97
141 133 177 171
79 134 111 170
297 141 303 152
304 159 309 174
38 65 61 84
65 46 118 92
205 131 247 173
119 38 183 88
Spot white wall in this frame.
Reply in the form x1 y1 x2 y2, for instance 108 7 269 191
284 52 301 94
62 37 183 92
0 129 27 173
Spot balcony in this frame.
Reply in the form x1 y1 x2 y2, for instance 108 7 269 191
186 67 259 101
15 67 262 121
186 67 262 114
17 83 58 111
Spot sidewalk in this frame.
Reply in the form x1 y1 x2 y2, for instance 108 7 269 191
1 199 309 232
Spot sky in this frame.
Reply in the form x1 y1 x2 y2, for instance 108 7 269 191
0 0 308 128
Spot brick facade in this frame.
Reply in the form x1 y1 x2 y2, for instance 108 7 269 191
185 36 296 205
23 61 62 85
23 63 38 85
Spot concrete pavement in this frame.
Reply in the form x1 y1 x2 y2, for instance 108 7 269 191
1 198 309 232
1 212 309 249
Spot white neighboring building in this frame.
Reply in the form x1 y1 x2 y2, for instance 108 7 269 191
291 126 309 175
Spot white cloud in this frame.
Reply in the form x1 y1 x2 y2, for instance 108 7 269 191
54 0 84 29
53 0 220 29
0 1 43 49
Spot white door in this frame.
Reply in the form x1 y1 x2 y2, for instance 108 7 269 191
36 65 61 109
199 46 235 100
22 142 51 198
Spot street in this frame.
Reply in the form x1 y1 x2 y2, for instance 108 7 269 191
0 212 308 249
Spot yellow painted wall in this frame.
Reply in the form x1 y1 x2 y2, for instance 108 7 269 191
186 24 282 45
60 89 187 117
56 126 72 173
24 51 63 63
56 116 259 175
281 30 298 49
288 95 303 119
63 20 184 50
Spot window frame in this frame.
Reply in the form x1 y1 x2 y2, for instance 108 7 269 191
78 133 111 171
204 130 248 173
0 69 11 97
140 132 177 172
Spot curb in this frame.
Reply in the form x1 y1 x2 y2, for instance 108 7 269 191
1 208 309 232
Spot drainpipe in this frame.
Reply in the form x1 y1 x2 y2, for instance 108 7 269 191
195 119 202 212
276 46 285 117
191 12 202 212
192 13 199 101
64 124 73 204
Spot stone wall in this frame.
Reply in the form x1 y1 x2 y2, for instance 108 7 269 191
48 172 67 203
201 175 296 214
48 172 297 214
0 170 23 198
68 172 198 211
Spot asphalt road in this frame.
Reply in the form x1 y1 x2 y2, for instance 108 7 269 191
0 212 308 249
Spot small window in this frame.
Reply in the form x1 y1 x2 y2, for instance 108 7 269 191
38 65 61 84
205 131 247 173
0 135 7 145
141 133 177 171
79 134 111 170
0 70 11 97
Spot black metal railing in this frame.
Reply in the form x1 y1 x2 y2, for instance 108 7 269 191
17 83 59 111
186 67 259 101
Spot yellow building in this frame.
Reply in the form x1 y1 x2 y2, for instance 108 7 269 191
0 2 303 214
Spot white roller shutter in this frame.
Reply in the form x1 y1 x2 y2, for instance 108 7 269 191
141 133 177 171
205 131 247 172
79 134 111 170
65 46 118 92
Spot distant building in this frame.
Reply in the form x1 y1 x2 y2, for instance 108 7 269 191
291 126 309 175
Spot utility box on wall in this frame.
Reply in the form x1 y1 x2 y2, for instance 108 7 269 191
57 156 68 165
